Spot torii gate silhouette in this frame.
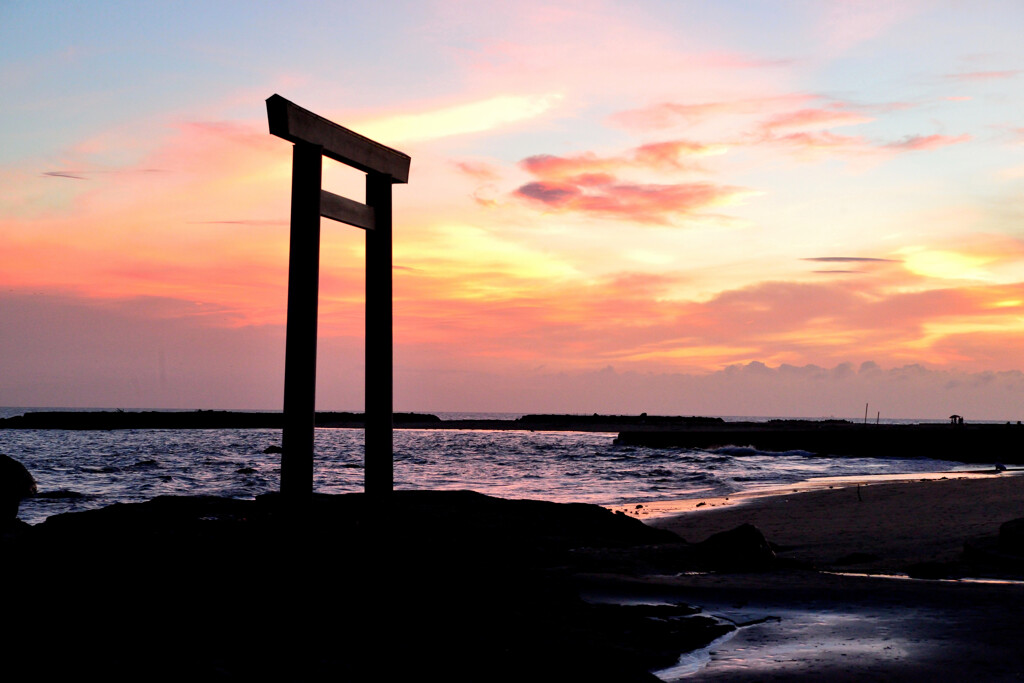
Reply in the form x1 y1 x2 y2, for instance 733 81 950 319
266 94 410 499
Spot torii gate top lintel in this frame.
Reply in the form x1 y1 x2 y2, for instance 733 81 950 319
267 94 410 183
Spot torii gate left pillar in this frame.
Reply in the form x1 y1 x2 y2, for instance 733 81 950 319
266 94 410 500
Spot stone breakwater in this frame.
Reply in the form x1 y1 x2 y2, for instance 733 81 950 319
0 410 724 431
615 421 1024 464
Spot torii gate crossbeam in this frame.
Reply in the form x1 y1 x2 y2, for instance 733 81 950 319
266 94 410 500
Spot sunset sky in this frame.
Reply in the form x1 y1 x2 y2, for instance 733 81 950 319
3 1 1024 419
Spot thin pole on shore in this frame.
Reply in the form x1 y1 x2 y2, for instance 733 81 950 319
877 411 880 425
864 403 869 425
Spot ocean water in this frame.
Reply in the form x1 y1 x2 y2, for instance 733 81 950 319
0 409 984 525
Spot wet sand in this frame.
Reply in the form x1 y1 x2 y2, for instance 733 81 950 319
622 474 1024 681
597 571 1024 682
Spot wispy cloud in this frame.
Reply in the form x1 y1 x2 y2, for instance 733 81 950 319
42 171 87 180
884 134 971 151
608 95 815 131
189 219 287 226
803 257 899 263
816 0 924 55
609 94 968 165
760 108 873 133
42 168 164 180
945 70 1021 82
354 93 564 144
452 160 500 181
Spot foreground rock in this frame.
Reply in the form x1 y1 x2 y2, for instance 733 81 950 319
693 523 777 571
2 491 761 682
961 516 1024 576
0 453 36 522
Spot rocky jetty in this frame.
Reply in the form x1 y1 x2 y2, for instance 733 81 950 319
616 420 1024 463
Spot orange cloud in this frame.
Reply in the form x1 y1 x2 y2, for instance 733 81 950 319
0 118 297 323
383 230 1024 375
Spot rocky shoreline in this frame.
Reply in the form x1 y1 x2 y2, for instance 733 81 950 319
2 489 779 682
5 467 1024 680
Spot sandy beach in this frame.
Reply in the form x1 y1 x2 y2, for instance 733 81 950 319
646 472 1024 574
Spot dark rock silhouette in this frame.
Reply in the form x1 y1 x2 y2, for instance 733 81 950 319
4 491 768 681
694 523 777 571
0 454 36 522
999 517 1024 553
959 516 1024 577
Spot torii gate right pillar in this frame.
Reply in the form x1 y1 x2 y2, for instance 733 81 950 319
364 171 393 494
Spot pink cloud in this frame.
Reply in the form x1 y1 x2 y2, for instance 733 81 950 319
574 182 741 222
392 255 1024 377
608 94 814 131
513 138 747 222
759 108 873 133
769 130 870 152
514 176 746 224
633 141 714 170
884 134 971 151
521 152 614 178
515 181 581 206
608 96 966 164
569 172 616 186
452 160 500 181
520 139 715 180
759 129 970 158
